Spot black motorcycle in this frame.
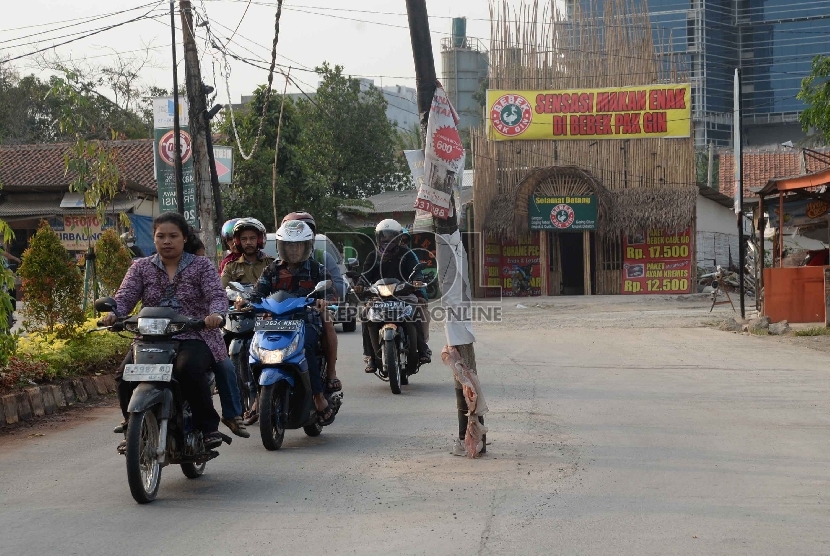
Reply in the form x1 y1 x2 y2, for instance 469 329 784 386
94 297 232 504
224 282 257 414
359 263 427 395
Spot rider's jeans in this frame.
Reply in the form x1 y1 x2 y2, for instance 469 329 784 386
304 324 323 395
214 357 243 419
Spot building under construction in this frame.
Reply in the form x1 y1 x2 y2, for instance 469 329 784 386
472 0 697 297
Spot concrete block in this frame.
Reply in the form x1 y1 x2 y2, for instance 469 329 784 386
50 385 67 408
26 387 45 417
100 374 117 393
41 387 56 415
81 377 99 398
72 379 88 403
92 376 109 396
62 381 76 405
15 392 33 421
1 394 18 425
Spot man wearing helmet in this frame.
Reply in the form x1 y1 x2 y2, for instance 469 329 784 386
281 211 347 301
355 218 431 374
219 218 241 274
241 220 340 425
281 212 345 395
221 218 274 288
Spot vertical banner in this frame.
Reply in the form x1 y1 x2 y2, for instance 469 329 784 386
416 85 465 221
404 149 434 233
482 233 542 297
152 98 199 227
622 229 693 294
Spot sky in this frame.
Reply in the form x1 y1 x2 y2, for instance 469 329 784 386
1 0 503 106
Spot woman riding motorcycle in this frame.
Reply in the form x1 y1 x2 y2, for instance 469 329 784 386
103 212 229 449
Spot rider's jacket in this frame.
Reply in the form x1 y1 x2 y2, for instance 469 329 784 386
220 251 274 288
254 258 336 326
360 248 426 298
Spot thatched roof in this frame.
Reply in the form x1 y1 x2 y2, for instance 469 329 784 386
481 165 696 239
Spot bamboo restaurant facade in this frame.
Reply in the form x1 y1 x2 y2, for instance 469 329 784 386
471 0 698 298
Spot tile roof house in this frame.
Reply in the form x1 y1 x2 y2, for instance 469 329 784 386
718 146 830 200
0 140 159 257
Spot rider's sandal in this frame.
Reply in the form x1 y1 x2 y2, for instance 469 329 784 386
242 410 258 426
364 356 377 374
324 377 342 392
419 348 432 365
113 419 128 434
317 404 336 426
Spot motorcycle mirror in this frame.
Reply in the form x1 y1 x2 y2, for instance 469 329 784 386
314 280 332 292
229 281 246 292
407 262 428 282
94 297 117 313
346 257 359 269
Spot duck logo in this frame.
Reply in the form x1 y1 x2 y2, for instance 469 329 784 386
490 94 533 137
550 204 575 229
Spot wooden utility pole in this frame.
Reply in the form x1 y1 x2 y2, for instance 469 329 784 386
406 0 482 450
180 0 217 258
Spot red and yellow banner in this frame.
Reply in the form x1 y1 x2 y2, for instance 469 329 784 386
486 84 691 141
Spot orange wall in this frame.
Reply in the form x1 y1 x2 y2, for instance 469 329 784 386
763 266 826 323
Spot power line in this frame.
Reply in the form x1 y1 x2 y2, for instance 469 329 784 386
3 4 167 64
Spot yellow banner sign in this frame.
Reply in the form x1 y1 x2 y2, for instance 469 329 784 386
486 84 691 141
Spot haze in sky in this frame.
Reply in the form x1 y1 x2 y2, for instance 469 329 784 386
1 0 504 105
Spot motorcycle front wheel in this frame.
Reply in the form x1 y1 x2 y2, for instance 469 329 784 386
125 410 162 504
259 383 288 451
382 339 401 395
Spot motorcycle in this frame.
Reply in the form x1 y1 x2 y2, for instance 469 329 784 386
242 279 343 451
360 262 427 395
94 297 233 504
224 282 257 413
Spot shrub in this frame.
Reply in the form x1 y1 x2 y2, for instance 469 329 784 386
15 317 131 382
95 228 132 296
18 221 85 336
0 357 50 393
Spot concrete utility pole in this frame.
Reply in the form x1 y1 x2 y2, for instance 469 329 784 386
180 0 217 258
405 0 482 450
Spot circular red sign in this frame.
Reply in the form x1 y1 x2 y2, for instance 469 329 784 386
550 204 575 229
432 126 464 163
490 94 533 137
158 130 193 167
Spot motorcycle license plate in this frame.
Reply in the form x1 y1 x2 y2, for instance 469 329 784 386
123 364 174 382
255 319 302 332
371 301 404 309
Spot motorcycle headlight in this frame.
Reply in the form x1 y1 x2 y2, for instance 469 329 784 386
377 284 396 297
137 318 171 335
251 333 300 364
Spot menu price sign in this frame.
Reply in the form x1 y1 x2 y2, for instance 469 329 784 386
622 229 692 294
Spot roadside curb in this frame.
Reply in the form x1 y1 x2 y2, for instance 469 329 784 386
1 374 117 426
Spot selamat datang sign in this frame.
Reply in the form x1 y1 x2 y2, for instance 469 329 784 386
487 84 691 141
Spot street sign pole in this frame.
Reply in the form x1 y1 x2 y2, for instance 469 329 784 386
170 0 184 215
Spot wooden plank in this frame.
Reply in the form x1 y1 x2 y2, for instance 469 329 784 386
583 230 592 295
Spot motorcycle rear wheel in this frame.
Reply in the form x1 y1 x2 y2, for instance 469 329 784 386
259 383 288 451
125 410 162 504
383 339 401 395
180 462 206 479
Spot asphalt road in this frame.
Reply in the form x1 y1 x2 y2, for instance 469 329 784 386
2 307 830 555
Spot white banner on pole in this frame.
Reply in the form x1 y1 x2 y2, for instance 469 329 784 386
437 230 476 346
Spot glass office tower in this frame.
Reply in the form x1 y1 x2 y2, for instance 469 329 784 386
568 0 830 147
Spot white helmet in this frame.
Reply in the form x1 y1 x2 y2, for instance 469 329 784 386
276 220 314 263
232 217 267 249
375 218 404 259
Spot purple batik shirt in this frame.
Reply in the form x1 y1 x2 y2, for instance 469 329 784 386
113 252 228 363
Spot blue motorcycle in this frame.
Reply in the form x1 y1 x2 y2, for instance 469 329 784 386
243 280 343 451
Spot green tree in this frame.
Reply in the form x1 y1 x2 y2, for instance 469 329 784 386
95 228 132 296
295 64 408 201
798 55 830 142
18 221 84 336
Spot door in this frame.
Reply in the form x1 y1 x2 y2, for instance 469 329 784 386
560 233 584 295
